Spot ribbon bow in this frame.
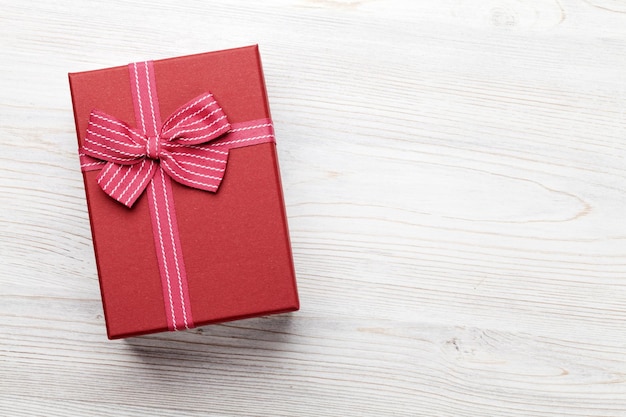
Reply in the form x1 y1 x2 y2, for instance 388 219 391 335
81 93 232 207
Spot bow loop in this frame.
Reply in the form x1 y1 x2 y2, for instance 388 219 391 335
96 160 158 208
160 93 231 146
82 110 146 165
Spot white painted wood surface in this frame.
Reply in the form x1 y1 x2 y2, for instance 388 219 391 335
1 0 626 415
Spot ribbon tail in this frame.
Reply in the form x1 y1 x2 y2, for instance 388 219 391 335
96 160 158 207
159 151 227 193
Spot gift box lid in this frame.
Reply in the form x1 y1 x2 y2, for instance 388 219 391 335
69 45 299 339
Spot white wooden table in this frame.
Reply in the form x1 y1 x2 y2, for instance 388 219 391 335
2 1 626 415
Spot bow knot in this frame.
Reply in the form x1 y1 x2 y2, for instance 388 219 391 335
80 92 232 208
145 134 161 160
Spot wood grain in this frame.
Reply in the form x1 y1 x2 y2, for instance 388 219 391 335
1 0 626 415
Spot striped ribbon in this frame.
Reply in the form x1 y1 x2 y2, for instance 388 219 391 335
79 60 276 331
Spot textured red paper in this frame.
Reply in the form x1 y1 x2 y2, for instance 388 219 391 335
69 46 299 339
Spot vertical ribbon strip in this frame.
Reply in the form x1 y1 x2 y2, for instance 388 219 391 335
129 61 193 331
79 60 277 332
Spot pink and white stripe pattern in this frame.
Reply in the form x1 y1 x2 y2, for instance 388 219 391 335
80 95 276 207
81 91 231 207
79 60 276 332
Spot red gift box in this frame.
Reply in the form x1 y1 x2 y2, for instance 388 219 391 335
69 45 299 339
